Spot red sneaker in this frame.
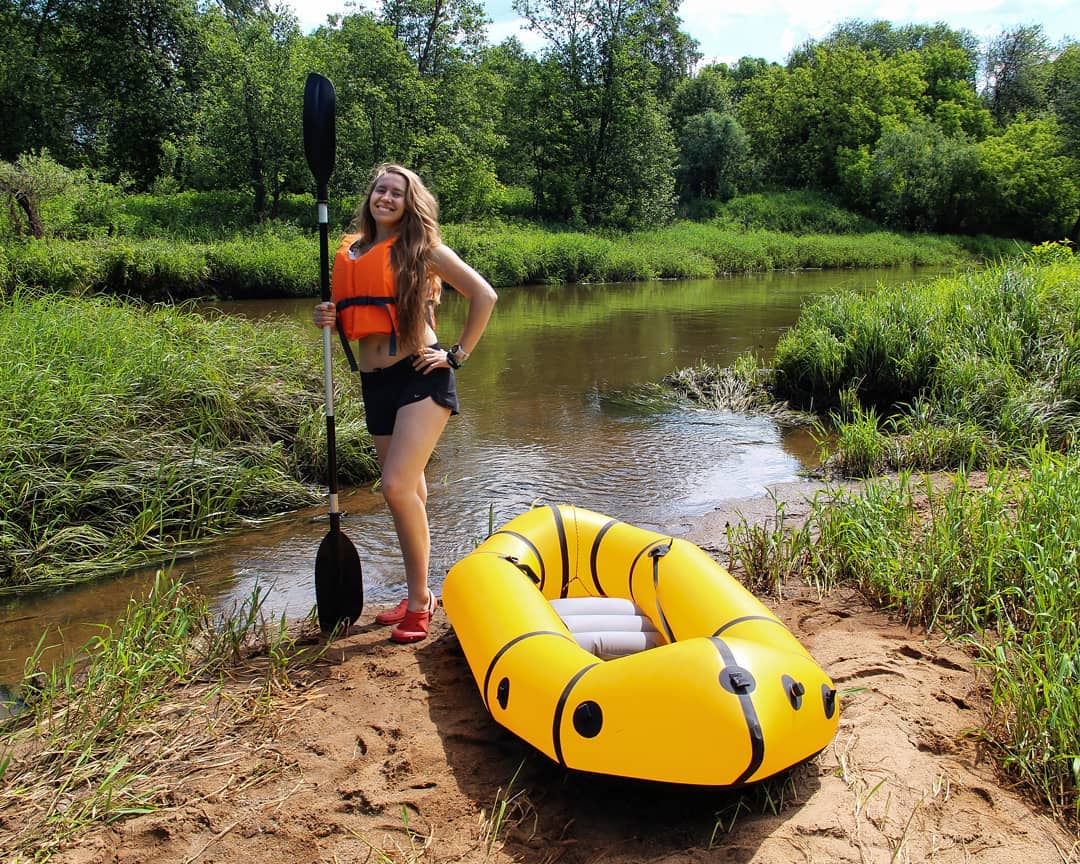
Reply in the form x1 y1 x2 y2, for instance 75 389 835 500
375 598 409 625
390 595 438 644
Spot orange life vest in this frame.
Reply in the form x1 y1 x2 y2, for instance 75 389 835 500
331 234 437 366
331 234 399 349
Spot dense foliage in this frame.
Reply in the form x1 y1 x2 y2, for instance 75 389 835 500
0 2 1077 240
0 292 376 592
0 187 1015 300
772 242 1080 472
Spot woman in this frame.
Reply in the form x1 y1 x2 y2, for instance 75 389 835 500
313 163 497 643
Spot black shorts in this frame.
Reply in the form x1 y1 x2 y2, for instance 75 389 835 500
359 344 459 436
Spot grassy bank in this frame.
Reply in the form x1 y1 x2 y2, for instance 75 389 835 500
0 291 375 595
773 242 1078 474
658 247 1080 823
724 455 1080 824
1 222 1003 300
0 574 325 859
1 190 1020 299
660 244 1079 474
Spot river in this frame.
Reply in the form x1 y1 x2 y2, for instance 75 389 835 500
0 266 935 680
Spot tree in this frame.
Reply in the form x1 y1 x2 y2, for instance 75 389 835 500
975 116 1079 241
1047 42 1080 242
309 12 431 195
712 57 777 103
513 0 684 227
837 119 982 233
676 110 749 200
67 0 205 187
668 66 734 135
307 10 502 220
417 60 503 219
635 0 699 100
378 0 488 77
0 0 78 163
804 18 980 64
0 150 74 237
738 45 924 189
916 39 992 138
479 38 541 189
1048 43 1080 150
194 0 305 217
982 24 1052 125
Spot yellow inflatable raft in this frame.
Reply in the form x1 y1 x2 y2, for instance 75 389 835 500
442 505 839 786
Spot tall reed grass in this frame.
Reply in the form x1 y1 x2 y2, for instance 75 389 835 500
1 229 320 300
3 186 1019 301
724 451 1079 823
0 290 375 594
771 245 1079 473
0 573 326 860
443 220 1005 288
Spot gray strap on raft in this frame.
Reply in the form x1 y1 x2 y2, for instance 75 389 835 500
504 555 541 585
648 543 676 643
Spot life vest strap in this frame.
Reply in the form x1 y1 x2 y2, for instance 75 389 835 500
335 295 398 369
337 330 360 372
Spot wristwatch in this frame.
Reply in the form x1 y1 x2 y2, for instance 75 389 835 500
447 343 469 369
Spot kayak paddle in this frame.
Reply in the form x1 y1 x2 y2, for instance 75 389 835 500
303 72 363 635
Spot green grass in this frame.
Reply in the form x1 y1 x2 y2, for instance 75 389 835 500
444 220 1006 288
2 185 1021 300
0 573 329 860
769 243 1080 473
205 224 322 297
722 452 1080 824
1 227 322 300
0 290 376 594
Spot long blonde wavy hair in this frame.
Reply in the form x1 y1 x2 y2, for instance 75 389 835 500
352 163 443 349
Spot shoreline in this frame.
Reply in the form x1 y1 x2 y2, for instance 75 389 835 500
7 475 1080 862
663 478 834 547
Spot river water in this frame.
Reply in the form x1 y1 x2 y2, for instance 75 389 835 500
0 267 933 680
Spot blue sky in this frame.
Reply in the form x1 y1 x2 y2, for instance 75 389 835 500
289 0 1080 65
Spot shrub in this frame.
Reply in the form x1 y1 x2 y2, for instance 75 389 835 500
206 229 319 298
716 190 881 234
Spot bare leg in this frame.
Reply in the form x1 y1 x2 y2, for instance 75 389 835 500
377 398 450 611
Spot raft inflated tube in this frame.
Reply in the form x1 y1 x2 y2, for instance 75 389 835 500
442 505 839 786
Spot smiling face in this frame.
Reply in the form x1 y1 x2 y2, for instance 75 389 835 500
368 170 408 232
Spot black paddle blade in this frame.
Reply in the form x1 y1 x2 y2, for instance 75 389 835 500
315 526 363 635
303 73 336 189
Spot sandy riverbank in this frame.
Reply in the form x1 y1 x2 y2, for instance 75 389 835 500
52 480 1079 864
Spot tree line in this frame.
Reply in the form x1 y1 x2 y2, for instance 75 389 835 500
2 0 1078 242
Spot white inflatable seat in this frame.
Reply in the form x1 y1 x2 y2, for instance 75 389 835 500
550 597 664 659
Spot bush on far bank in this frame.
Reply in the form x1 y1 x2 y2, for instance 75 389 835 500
1 180 1028 301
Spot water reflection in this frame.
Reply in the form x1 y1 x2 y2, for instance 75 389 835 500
1 267 935 677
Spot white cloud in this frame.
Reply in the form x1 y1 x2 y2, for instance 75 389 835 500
290 0 349 32
485 16 548 52
678 0 1078 63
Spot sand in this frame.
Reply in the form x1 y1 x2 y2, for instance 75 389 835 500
52 482 1079 864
